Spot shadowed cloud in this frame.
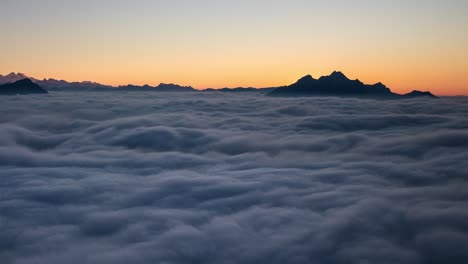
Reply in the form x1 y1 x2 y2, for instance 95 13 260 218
0 92 467 264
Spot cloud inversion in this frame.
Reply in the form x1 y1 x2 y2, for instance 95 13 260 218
1 92 468 264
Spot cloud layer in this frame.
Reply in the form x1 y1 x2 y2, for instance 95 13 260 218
1 92 468 264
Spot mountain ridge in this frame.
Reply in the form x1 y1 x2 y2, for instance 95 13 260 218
268 72 437 99
0 72 438 98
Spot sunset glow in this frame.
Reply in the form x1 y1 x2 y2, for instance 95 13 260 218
1 0 467 95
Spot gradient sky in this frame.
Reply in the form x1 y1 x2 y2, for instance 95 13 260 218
1 0 467 95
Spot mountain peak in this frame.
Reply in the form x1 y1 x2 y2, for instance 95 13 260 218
329 71 349 80
403 90 438 99
299 74 314 81
6 72 27 78
0 72 30 84
373 82 388 88
295 75 315 85
0 78 48 95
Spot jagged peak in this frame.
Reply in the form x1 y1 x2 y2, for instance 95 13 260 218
296 75 315 84
329 71 349 80
6 72 27 78
373 82 387 87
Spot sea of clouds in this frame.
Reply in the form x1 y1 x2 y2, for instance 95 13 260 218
1 91 468 264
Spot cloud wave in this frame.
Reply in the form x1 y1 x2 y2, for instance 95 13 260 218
1 93 468 264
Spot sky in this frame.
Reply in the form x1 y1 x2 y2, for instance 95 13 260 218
1 0 467 95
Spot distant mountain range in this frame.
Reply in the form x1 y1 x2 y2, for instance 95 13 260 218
0 73 196 92
0 73 277 93
202 87 276 93
0 72 437 98
117 83 196 92
0 73 268 92
0 73 111 91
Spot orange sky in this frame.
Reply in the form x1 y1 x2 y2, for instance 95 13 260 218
1 0 467 95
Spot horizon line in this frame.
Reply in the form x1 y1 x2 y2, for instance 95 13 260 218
2 71 466 96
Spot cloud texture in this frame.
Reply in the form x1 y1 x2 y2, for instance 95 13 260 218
1 92 468 264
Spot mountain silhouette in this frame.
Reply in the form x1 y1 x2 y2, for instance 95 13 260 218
202 87 276 93
0 73 110 90
117 83 195 92
0 79 48 95
153 83 195 92
0 72 29 84
401 90 438 99
1 72 196 92
0 72 438 98
268 71 437 99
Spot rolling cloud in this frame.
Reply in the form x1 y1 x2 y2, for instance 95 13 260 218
1 92 468 264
